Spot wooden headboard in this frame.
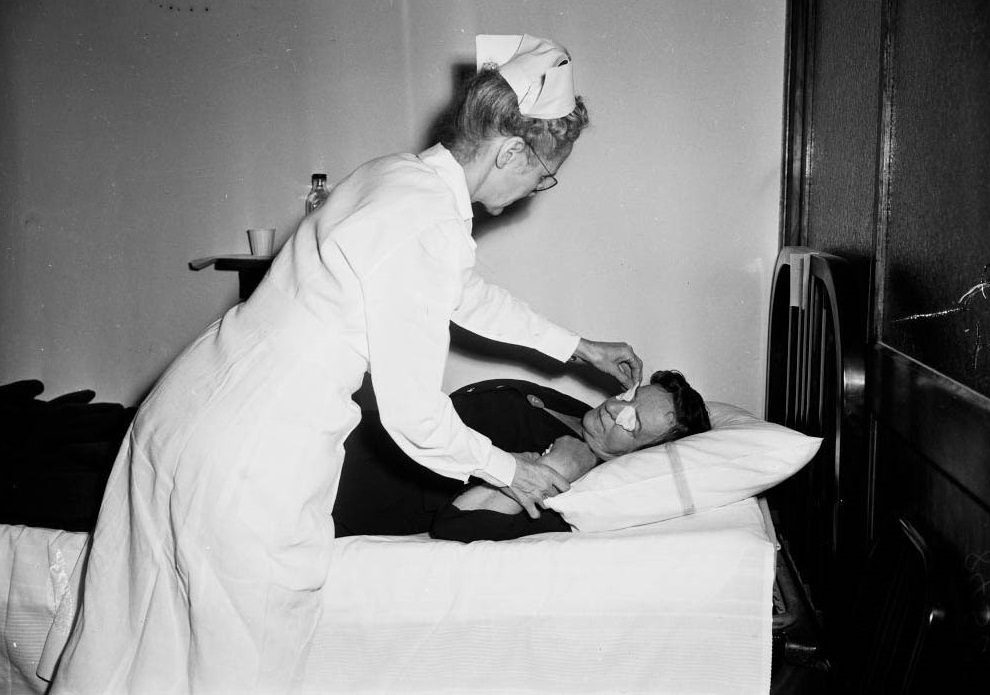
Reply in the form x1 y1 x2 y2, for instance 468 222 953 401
764 247 868 620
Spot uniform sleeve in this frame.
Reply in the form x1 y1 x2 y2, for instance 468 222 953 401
452 270 580 362
361 223 518 486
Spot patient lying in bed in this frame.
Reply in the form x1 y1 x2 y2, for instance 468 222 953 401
332 371 710 542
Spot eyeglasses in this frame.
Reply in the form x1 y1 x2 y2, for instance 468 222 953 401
526 143 558 192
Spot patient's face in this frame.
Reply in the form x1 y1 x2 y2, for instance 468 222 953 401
581 385 678 461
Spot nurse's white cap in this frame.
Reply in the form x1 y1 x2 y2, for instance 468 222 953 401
475 34 576 120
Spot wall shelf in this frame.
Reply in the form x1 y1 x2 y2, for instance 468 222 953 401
189 255 272 300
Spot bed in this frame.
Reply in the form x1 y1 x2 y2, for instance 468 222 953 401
2 498 775 694
1 246 858 694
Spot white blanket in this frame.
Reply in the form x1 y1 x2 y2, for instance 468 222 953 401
2 499 774 695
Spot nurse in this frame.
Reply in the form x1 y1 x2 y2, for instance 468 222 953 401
50 34 643 694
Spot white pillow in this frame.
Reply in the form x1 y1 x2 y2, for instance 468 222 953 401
546 402 822 532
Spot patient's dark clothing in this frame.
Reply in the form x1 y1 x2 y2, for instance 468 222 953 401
430 501 570 541
332 379 590 541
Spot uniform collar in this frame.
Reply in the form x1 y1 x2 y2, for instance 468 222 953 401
418 143 474 223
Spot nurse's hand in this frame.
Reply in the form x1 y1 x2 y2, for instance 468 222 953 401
503 454 571 520
569 338 644 389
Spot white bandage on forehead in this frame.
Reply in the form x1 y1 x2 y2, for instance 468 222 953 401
615 405 637 432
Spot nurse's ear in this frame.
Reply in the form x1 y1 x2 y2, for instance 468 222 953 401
494 137 529 170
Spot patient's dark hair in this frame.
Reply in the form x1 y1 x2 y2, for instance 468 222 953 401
649 370 712 443
439 67 590 164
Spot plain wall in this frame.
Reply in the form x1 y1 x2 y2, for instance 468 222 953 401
0 0 785 413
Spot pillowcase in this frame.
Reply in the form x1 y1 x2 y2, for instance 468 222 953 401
545 402 822 532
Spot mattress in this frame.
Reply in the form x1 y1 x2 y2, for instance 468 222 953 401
0 525 87 695
2 499 775 695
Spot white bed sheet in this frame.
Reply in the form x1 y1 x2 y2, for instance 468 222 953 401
308 497 775 694
1 499 774 695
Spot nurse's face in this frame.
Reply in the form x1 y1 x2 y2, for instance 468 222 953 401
581 385 679 461
480 142 570 216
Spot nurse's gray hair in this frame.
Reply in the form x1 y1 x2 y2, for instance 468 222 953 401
440 67 590 164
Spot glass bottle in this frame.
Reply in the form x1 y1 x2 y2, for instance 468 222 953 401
305 173 329 215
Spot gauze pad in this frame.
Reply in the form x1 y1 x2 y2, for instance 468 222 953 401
613 386 638 430
615 386 637 402
615 406 637 431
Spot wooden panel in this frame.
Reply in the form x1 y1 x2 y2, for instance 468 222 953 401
870 421 990 689
868 343 990 687
803 0 882 260
780 0 813 248
876 0 990 397
870 343 990 510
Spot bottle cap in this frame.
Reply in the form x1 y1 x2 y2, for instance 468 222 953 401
312 173 327 183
